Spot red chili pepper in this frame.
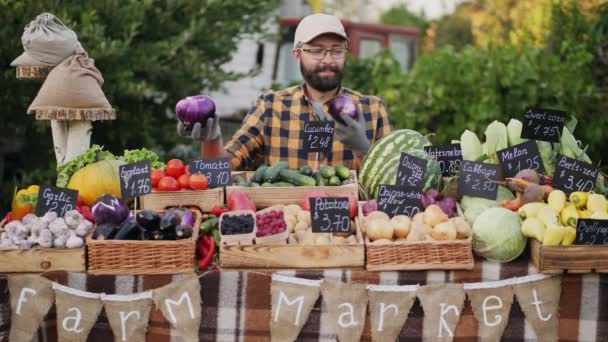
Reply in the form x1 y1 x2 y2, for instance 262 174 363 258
197 235 215 269
4 212 13 223
211 205 230 217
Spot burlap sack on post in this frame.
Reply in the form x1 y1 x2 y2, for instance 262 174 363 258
514 276 561 342
53 283 103 342
27 53 115 120
103 292 153 342
367 285 417 342
466 286 514 342
270 275 321 342
8 275 55 342
11 12 82 67
321 281 368 342
152 275 201 342
417 283 465 342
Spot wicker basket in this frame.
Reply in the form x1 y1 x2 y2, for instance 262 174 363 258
140 187 223 212
86 210 201 275
361 202 474 271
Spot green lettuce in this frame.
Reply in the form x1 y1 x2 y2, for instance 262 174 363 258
56 145 116 187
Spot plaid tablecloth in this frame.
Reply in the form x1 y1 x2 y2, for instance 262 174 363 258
1 252 607 341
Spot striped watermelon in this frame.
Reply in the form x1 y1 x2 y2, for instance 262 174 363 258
368 149 442 199
359 129 431 192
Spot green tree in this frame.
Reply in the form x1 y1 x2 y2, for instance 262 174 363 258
0 0 278 213
435 13 474 50
380 4 429 32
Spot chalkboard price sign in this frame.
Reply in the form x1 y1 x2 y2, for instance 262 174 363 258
497 140 545 178
396 153 427 189
36 185 78 217
377 184 423 218
309 197 351 233
424 144 462 177
303 121 335 154
458 161 501 200
552 154 598 193
521 107 567 142
189 157 232 188
119 160 152 200
576 219 608 245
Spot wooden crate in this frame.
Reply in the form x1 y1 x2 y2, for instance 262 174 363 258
361 202 474 271
139 188 223 212
529 239 608 274
227 170 359 208
0 219 86 272
86 210 201 275
220 218 365 269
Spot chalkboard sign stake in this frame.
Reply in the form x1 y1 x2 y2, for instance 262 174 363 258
315 152 319 171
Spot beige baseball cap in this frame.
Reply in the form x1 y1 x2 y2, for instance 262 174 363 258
294 13 348 48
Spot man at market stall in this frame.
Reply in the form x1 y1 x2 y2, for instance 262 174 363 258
178 13 392 170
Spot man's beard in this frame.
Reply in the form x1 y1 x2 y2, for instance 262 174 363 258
300 62 344 92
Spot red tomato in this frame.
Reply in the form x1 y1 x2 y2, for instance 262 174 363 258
347 194 358 219
166 159 185 178
184 164 191 175
178 174 191 189
158 176 180 191
151 169 166 187
189 173 209 190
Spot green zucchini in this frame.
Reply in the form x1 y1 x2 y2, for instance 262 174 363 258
319 165 335 178
279 169 316 187
334 164 351 180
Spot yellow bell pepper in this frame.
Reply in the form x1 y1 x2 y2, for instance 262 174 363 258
548 190 567 212
543 224 567 246
517 203 547 220
569 192 589 209
578 209 593 219
26 185 40 195
521 217 546 242
591 211 608 219
538 206 560 228
560 204 579 227
588 194 607 213
561 226 577 246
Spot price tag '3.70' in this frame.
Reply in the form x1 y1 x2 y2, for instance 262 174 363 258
119 160 152 200
309 197 351 233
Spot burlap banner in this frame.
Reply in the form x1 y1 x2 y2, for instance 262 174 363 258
367 284 418 342
417 283 466 342
514 276 561 342
8 275 54 342
270 274 321 342
465 282 515 341
321 281 369 342
152 275 202 342
53 283 104 342
102 292 153 342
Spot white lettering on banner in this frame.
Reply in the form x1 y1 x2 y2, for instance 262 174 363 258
337 303 359 328
62 307 84 333
377 303 399 332
532 288 552 321
164 292 195 324
438 303 459 338
482 296 503 327
120 311 141 342
274 291 305 325
16 288 36 315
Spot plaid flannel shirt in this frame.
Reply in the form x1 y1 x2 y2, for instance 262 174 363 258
225 85 392 170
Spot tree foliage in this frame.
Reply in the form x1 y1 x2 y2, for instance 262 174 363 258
0 0 278 213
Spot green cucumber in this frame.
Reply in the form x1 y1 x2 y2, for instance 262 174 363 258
271 182 296 187
319 165 335 178
328 176 341 186
334 164 351 180
233 175 249 186
299 165 313 176
250 182 260 187
251 165 268 183
314 172 327 186
263 162 289 183
279 169 316 186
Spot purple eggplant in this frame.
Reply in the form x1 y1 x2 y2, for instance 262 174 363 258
175 225 193 239
92 195 130 225
92 223 118 240
136 210 161 231
114 220 141 240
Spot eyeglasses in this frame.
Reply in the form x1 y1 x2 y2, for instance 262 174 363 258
297 48 348 60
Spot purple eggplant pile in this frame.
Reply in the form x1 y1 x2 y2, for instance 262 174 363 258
91 196 194 241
